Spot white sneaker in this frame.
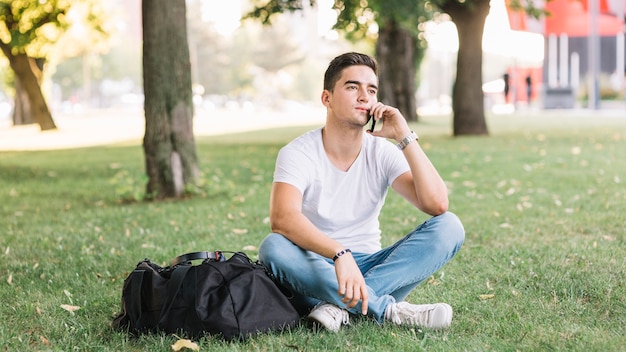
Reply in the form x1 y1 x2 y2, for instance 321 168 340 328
307 303 349 332
385 302 453 329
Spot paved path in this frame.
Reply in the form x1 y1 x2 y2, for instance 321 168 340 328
0 107 325 151
2 103 624 151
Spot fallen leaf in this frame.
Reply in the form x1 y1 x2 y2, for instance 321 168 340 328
462 180 476 188
60 304 81 313
232 228 248 235
479 294 495 301
243 245 258 251
40 335 50 346
7 273 12 285
171 338 200 351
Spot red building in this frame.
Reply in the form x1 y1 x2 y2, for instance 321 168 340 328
507 0 625 108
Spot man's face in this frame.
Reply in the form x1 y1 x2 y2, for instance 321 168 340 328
323 65 378 127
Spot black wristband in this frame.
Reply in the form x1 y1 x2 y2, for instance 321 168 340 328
332 249 351 262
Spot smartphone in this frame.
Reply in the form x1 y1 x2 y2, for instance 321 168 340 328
369 114 376 132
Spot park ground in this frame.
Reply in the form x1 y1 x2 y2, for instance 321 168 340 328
1 104 624 351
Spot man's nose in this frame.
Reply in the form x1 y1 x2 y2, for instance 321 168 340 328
357 89 369 102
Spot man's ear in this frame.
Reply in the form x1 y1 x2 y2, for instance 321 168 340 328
321 90 331 107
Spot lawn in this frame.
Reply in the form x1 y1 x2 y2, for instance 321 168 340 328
0 111 624 351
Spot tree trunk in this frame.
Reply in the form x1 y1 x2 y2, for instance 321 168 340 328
142 0 199 200
12 77 36 125
12 57 46 126
442 0 490 136
376 19 419 122
0 43 56 130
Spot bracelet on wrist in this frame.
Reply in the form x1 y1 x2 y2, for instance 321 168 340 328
332 248 351 262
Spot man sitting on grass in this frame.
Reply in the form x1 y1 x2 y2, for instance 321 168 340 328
259 52 465 332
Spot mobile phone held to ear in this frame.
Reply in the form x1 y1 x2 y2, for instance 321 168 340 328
369 114 376 132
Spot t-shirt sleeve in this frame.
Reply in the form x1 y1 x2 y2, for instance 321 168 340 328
379 139 410 186
273 145 309 194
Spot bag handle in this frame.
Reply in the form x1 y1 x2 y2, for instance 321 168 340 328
170 251 225 266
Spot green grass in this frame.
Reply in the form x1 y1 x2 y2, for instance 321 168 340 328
1 111 624 351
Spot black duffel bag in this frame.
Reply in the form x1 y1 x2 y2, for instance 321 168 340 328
112 251 300 341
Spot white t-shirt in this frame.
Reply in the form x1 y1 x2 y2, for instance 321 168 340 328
273 128 410 253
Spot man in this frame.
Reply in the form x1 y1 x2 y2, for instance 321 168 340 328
259 52 464 332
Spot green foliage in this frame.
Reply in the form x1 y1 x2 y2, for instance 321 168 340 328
108 168 147 203
0 112 625 350
336 0 431 40
108 164 238 204
1 0 114 101
50 0 113 58
506 0 548 18
0 55 12 94
0 0 71 55
244 0 313 24
246 0 434 40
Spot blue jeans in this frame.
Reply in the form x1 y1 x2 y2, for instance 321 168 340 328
258 211 465 323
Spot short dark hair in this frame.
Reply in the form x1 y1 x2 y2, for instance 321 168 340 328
323 52 378 91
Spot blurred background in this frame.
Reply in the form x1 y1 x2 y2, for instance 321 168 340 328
0 0 624 125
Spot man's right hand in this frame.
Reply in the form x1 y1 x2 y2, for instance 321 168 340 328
334 253 369 315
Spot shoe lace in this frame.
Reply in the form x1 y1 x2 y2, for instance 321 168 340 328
393 303 432 325
322 305 349 325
